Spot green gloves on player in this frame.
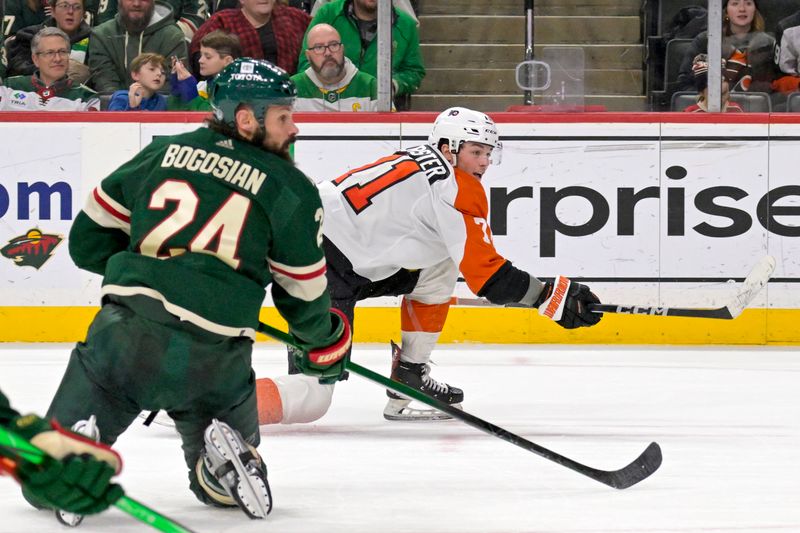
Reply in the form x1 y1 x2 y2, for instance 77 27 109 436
291 308 353 384
4 414 124 514
535 275 602 329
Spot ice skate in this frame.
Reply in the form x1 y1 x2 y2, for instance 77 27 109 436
55 416 100 527
201 419 272 519
384 341 463 421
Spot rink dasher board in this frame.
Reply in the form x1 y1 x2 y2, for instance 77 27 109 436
0 112 796 344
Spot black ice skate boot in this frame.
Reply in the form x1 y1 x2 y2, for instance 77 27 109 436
384 341 464 421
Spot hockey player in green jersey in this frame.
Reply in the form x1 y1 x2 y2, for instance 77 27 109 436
45 58 352 520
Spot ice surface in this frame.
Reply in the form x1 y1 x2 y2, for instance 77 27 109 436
1 343 798 533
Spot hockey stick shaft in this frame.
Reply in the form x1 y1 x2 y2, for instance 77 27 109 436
257 321 662 490
588 303 730 318
451 255 776 320
450 297 735 319
0 427 197 533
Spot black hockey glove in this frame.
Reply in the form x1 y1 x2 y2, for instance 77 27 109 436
291 308 352 385
535 276 602 329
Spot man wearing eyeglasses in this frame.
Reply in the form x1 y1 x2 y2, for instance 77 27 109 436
5 0 91 82
291 23 379 111
0 26 100 109
297 0 424 107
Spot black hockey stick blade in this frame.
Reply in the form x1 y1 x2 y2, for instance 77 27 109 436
256 321 662 490
347 360 661 490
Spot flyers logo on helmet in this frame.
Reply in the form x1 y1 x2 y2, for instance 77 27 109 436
1 229 62 270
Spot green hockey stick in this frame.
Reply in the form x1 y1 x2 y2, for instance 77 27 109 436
0 426 197 533
256 321 661 490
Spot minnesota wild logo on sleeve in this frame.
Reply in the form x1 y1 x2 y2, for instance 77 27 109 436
1 229 63 269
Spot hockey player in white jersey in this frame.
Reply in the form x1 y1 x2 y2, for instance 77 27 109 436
255 107 603 422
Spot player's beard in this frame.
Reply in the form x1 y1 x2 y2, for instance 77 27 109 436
259 127 296 162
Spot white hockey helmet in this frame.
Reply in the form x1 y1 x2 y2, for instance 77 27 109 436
428 107 502 164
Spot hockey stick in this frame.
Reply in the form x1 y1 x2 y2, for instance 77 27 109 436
452 255 776 320
256 321 662 490
0 427 197 533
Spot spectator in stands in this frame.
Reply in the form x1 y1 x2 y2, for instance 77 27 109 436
310 0 417 24
88 0 187 93
1 7 5 81
92 0 207 43
107 51 169 109
170 29 239 109
3 0 53 39
292 23 378 111
1 38 6 83
211 0 313 15
297 0 424 106
676 0 774 95
771 10 800 94
683 54 744 112
6 0 91 82
0 27 99 109
189 0 309 78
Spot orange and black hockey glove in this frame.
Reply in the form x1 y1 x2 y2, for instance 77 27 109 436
535 276 602 329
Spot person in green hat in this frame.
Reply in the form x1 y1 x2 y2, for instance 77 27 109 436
43 57 351 520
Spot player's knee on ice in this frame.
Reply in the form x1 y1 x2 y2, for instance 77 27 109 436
256 375 335 425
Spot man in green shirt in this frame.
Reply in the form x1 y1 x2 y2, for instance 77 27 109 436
45 58 351 519
92 0 207 41
292 23 379 111
297 0 424 98
87 0 187 93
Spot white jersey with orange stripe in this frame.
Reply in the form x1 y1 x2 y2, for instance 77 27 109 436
318 144 509 297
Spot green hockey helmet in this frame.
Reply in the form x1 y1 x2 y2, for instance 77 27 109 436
209 58 297 127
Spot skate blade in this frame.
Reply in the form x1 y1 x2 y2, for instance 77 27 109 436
206 420 272 519
383 399 461 421
233 473 271 519
55 510 84 527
